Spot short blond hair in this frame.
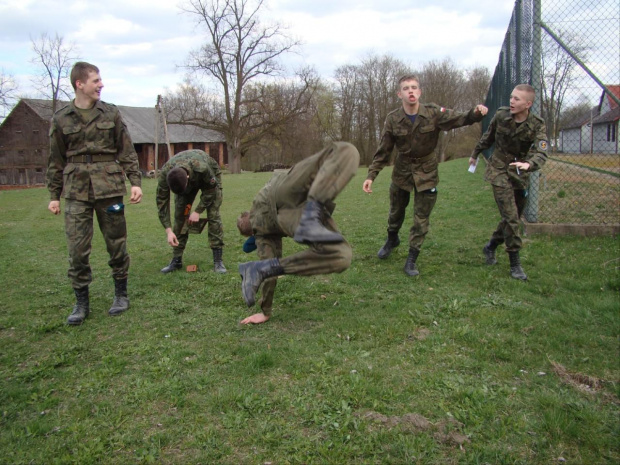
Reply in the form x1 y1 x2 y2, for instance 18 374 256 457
514 84 536 102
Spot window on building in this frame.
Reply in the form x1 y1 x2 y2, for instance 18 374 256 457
607 124 616 142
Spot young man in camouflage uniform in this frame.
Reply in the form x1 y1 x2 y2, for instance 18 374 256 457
363 75 488 276
469 84 548 280
237 142 359 325
156 149 226 274
46 61 143 325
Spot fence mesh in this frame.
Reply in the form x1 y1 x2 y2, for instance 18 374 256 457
484 0 619 226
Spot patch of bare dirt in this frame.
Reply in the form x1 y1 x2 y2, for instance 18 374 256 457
355 410 469 446
551 361 603 394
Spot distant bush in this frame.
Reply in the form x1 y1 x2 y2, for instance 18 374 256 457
255 162 291 172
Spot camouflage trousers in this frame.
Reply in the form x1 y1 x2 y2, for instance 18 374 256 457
252 141 359 314
490 185 527 252
64 196 129 289
386 183 438 251
172 188 224 258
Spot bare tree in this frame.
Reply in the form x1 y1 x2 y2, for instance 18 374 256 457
419 58 467 162
177 0 309 173
334 54 409 164
0 69 19 118
540 30 591 152
464 66 491 108
30 32 79 113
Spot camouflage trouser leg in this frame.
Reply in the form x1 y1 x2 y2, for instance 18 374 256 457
172 192 198 258
65 196 129 289
408 188 438 250
95 196 130 281
254 230 353 317
276 141 360 208
272 209 353 277
204 188 224 249
255 234 284 316
491 185 527 252
387 183 411 233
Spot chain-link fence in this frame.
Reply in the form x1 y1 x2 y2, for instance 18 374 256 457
484 0 619 227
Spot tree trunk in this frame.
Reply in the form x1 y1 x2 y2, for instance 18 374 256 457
228 137 242 174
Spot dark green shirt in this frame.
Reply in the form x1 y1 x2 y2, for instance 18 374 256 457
46 100 141 201
367 103 483 192
156 150 222 229
471 107 548 189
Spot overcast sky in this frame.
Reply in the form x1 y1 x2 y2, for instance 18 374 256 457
0 0 518 108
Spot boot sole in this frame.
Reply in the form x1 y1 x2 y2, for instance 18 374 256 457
292 232 344 244
483 246 497 265
378 243 400 259
238 263 256 307
109 308 129 316
160 267 182 274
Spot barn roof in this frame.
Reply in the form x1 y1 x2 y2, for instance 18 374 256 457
561 106 599 130
16 99 225 144
593 105 620 125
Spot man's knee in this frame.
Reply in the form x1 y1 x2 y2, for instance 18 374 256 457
331 243 352 273
334 141 360 171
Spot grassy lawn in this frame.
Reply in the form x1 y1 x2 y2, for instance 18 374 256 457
0 158 618 464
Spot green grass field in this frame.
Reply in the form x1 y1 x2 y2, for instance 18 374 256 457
0 158 618 464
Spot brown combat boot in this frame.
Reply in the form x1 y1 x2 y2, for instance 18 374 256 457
508 251 527 280
293 200 344 244
378 231 400 259
239 258 285 307
404 248 420 277
213 248 227 273
67 287 89 325
109 279 130 315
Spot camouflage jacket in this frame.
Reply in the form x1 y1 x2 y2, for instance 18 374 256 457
46 100 141 201
471 107 548 189
366 104 483 192
156 150 222 229
249 172 286 238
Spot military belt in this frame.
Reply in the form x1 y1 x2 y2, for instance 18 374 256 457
399 151 435 162
69 155 116 163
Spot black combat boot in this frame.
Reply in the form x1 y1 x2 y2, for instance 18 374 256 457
161 256 182 274
377 231 400 259
213 248 227 274
239 258 285 307
293 200 344 244
67 287 89 325
109 278 130 316
482 239 501 265
508 251 527 280
404 248 420 277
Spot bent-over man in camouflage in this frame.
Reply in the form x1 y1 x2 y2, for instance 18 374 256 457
237 142 360 325
469 84 548 280
156 149 226 274
363 74 488 277
46 61 143 325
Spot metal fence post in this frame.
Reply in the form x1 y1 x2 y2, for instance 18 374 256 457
524 0 542 223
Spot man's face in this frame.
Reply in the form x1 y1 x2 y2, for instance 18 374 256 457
77 71 104 102
397 79 422 106
509 88 533 116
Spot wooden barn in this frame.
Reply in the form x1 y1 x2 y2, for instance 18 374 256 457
0 98 227 187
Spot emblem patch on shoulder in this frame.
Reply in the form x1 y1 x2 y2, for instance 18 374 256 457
538 140 548 151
